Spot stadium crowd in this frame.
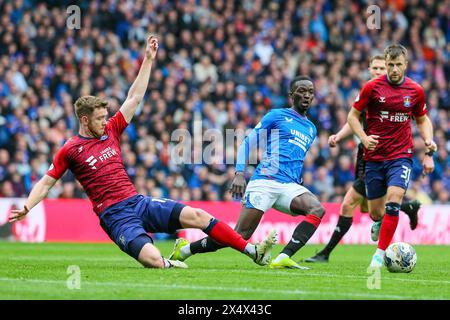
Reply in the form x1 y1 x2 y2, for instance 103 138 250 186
0 0 449 205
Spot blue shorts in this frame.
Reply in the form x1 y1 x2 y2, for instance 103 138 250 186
365 158 412 200
99 195 185 259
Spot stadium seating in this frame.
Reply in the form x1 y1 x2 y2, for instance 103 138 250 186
0 0 448 203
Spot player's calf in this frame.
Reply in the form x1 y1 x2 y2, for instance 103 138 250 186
137 243 166 268
138 242 188 269
234 208 264 240
341 187 365 217
275 194 324 263
178 207 276 265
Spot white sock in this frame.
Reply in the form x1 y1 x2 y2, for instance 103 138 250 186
244 244 256 257
162 258 171 268
375 248 385 257
273 253 289 263
180 244 192 259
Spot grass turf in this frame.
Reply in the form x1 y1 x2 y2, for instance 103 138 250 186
0 241 448 300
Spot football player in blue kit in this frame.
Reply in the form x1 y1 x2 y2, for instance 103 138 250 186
170 76 325 269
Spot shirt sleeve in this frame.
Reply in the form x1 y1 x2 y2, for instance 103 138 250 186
311 124 318 145
352 81 373 112
107 110 128 137
47 145 69 180
412 85 428 118
235 111 275 172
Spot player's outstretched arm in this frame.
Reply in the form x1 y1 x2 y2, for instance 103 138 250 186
231 111 275 198
231 133 253 198
8 175 57 222
120 35 159 123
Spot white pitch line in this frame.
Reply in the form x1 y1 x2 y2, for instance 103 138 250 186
5 257 450 284
197 268 450 285
6 256 128 262
0 277 446 300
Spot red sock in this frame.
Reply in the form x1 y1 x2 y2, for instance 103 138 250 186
207 220 248 252
378 214 399 250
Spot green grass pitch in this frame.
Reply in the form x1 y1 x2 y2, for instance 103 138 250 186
0 241 448 300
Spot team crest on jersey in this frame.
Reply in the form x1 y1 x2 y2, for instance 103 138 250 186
251 194 262 207
403 96 411 107
119 234 126 246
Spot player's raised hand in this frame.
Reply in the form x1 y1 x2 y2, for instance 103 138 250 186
328 134 339 147
230 172 246 199
362 135 379 151
145 35 159 60
9 205 29 223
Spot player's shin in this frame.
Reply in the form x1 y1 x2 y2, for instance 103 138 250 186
321 216 352 256
189 237 226 255
278 214 322 258
377 202 400 251
203 218 250 253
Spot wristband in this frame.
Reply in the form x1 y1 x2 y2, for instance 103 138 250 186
425 150 435 157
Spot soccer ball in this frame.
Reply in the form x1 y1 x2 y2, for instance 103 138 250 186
384 242 417 273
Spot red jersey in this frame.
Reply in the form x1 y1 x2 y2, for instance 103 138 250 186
47 111 137 215
352 75 427 162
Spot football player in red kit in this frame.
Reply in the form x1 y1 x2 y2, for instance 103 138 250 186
305 55 422 264
347 44 437 268
9 35 276 269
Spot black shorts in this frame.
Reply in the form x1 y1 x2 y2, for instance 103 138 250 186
352 144 367 197
352 177 366 197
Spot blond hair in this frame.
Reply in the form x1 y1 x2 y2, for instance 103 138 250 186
74 96 108 119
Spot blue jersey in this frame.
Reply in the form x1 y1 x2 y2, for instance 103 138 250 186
236 108 317 184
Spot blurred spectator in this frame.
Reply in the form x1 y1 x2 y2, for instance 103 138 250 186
193 55 218 84
0 0 448 204
313 166 334 202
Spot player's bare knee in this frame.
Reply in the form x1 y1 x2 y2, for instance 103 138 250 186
181 206 213 229
370 209 383 221
342 201 356 216
310 203 325 219
387 187 406 204
140 255 164 268
193 208 213 226
386 195 403 204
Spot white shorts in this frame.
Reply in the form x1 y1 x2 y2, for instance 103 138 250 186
242 179 311 215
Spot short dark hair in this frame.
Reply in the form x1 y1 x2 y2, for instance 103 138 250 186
370 54 385 64
384 44 408 61
290 75 313 93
